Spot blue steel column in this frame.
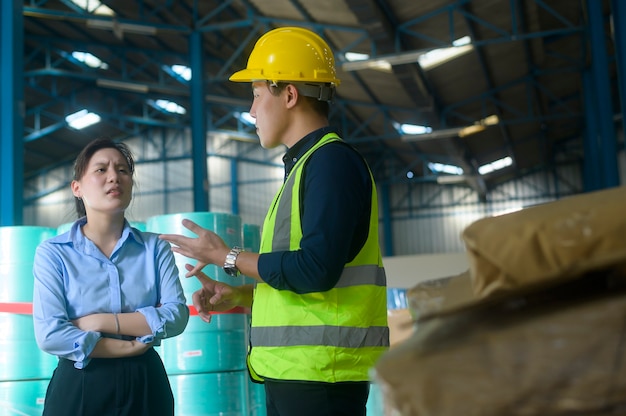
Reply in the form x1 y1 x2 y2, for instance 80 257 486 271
583 71 602 192
587 0 620 188
230 158 239 215
190 30 209 211
0 0 24 225
611 0 626 147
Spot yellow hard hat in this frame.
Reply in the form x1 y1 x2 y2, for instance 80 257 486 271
229 26 341 87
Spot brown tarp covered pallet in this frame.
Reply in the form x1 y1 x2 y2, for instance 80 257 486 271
374 271 626 416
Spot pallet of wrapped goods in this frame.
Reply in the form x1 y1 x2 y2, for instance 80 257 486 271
373 267 626 416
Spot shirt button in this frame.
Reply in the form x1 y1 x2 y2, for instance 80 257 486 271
292 157 297 162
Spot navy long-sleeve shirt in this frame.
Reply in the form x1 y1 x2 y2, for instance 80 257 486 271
257 126 373 294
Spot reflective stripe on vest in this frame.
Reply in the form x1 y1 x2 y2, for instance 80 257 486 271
249 132 389 383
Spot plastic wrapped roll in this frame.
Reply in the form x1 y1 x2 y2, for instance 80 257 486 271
130 221 146 232
168 370 250 416
0 226 58 381
157 315 247 374
0 379 48 415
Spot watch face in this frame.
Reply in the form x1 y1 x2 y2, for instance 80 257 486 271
224 266 239 277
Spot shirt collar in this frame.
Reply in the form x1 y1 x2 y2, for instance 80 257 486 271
283 126 335 180
52 217 143 248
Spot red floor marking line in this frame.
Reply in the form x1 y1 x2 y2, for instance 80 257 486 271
0 303 248 316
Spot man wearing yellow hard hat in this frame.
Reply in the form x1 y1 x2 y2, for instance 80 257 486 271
160 26 389 416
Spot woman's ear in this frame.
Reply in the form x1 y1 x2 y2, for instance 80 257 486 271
70 180 81 198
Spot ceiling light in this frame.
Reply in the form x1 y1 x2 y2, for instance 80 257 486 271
86 19 157 36
345 52 370 61
398 123 432 135
402 114 500 141
342 50 423 72
478 156 513 175
343 52 393 72
481 114 499 126
342 36 473 72
436 175 468 184
458 124 486 138
402 127 463 141
96 79 149 93
66 109 101 130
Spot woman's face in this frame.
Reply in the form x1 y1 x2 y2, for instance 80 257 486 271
71 148 133 216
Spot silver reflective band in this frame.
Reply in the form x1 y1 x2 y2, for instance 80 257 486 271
251 325 390 348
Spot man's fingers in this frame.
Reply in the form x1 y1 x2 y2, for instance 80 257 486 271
184 262 207 278
158 233 187 246
181 219 203 235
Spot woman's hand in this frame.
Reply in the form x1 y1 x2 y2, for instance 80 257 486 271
128 340 153 356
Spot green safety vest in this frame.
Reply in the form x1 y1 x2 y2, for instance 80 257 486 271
248 132 389 383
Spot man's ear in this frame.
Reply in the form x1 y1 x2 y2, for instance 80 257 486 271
284 84 299 109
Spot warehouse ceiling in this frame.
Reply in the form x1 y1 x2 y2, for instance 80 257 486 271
20 0 619 200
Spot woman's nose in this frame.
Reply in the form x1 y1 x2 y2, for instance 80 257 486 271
108 169 119 182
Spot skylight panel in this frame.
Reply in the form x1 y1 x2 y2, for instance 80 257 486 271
68 0 114 16
428 162 464 175
71 51 108 69
237 112 256 126
153 99 186 115
418 36 473 70
171 65 192 81
66 109 101 130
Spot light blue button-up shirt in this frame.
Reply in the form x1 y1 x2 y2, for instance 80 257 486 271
33 218 189 369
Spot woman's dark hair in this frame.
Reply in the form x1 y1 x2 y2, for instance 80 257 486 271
73 137 135 218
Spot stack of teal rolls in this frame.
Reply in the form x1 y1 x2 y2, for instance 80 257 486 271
147 212 249 416
242 223 266 416
0 226 57 415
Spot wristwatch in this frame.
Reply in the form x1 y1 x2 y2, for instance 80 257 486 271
223 246 243 277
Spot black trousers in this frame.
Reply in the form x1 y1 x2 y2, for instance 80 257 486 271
264 379 370 416
42 348 174 416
